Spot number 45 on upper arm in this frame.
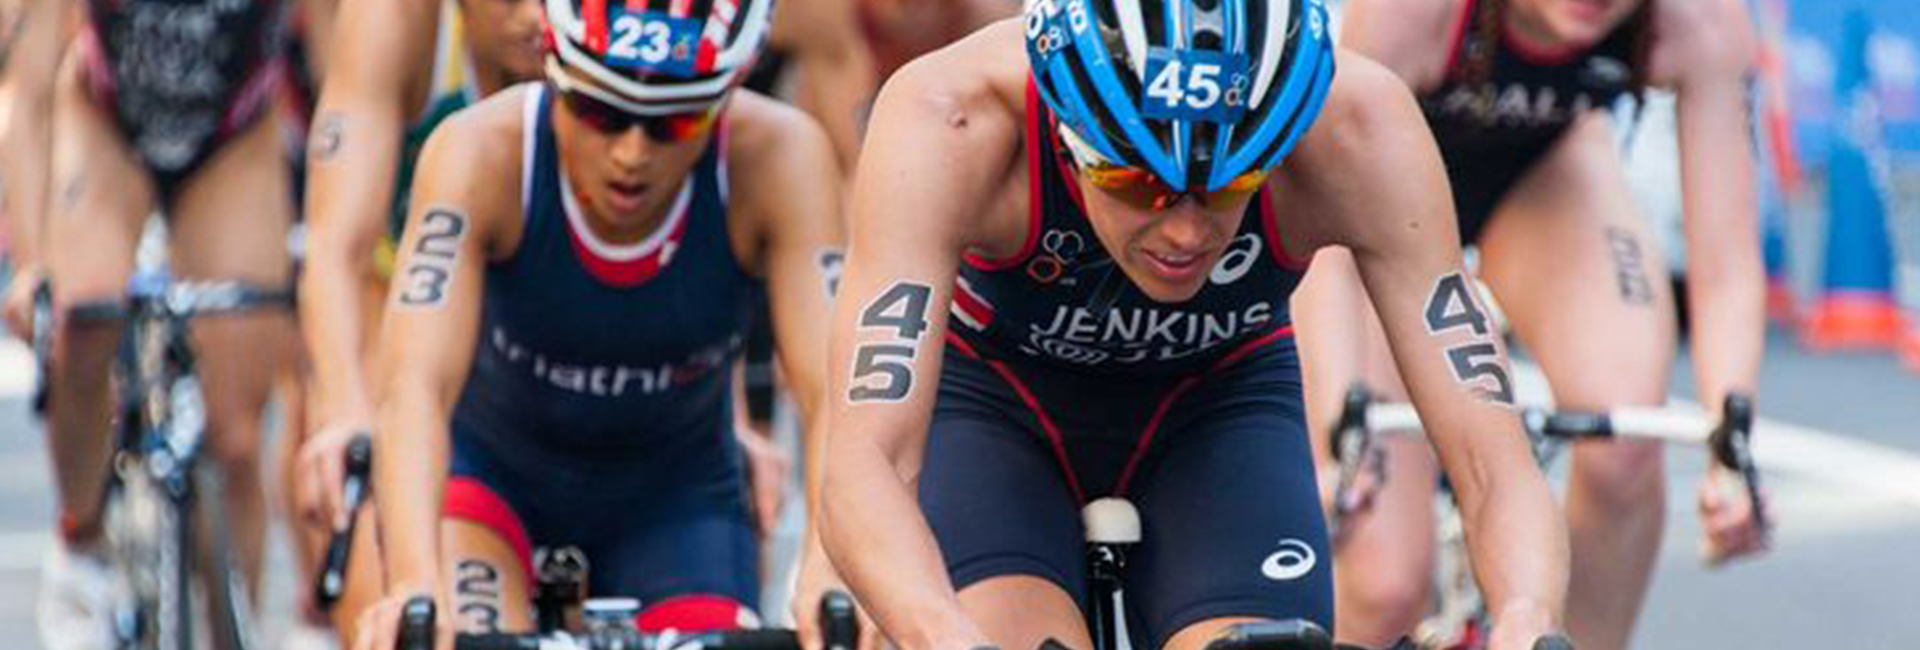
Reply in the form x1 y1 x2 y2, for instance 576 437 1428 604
847 282 934 403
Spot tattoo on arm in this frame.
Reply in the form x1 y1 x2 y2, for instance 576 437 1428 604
60 176 85 211
396 207 468 308
1604 226 1655 305
309 113 346 163
1424 273 1515 405
847 281 933 403
454 559 504 632
816 248 845 298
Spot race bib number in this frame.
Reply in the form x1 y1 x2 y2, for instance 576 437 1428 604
1142 48 1251 123
605 10 701 77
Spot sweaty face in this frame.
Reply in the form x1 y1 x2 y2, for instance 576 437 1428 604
1508 0 1645 49
550 77 714 242
460 0 545 83
1076 174 1253 304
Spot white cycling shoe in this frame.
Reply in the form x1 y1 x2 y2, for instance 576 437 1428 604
36 539 119 650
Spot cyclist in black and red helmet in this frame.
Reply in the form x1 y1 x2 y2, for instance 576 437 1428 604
346 1 846 648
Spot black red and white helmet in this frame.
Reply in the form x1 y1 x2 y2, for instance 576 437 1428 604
543 0 774 115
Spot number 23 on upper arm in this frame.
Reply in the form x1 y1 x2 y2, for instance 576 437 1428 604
394 206 470 310
846 281 936 404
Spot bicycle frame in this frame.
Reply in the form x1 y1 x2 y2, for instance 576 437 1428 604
36 271 293 650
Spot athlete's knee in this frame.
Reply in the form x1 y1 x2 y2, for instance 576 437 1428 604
1336 559 1428 637
958 575 1089 650
1571 441 1666 508
198 404 265 469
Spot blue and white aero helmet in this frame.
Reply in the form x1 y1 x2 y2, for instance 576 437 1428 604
1025 0 1335 191
543 0 775 114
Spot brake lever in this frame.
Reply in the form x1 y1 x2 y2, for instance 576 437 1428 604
30 280 53 417
1707 393 1770 541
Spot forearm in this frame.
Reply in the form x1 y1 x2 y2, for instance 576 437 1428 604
821 438 980 650
0 0 62 269
0 85 49 268
1684 253 1764 408
1456 458 1569 628
299 242 378 423
300 106 408 424
1673 52 1764 408
373 381 453 592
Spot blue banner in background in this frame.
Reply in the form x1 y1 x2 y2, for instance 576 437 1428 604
1783 0 1920 159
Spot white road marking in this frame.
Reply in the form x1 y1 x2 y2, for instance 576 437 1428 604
0 339 34 401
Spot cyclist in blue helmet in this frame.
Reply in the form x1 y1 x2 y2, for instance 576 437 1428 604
806 1 1571 649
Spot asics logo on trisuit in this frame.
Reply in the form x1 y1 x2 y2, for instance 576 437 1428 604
1260 539 1317 581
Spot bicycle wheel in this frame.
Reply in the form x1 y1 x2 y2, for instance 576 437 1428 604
195 464 254 650
107 461 194 650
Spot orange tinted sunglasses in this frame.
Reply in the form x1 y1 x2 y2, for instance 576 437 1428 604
1074 162 1270 211
1057 128 1268 210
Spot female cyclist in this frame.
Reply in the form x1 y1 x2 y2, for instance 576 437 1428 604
809 1 1570 649
347 1 845 647
1296 0 1767 648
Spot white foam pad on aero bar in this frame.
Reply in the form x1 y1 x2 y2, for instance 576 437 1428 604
1082 497 1142 544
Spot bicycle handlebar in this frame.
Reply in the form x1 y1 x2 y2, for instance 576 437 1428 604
64 277 295 323
314 434 375 611
399 590 858 650
1327 385 1770 543
30 275 293 417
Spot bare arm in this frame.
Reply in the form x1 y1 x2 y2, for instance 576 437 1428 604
774 0 875 172
1654 0 1768 561
0 0 70 280
300 0 440 436
731 96 847 540
730 96 851 631
1656 0 1762 414
1290 53 1567 646
818 56 1017 650
371 111 512 598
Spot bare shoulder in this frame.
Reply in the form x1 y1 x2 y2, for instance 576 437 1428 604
1282 50 1447 250
412 84 533 255
417 84 528 185
875 18 1027 128
1305 50 1428 155
724 90 840 227
1648 0 1755 86
1340 0 1467 88
726 90 834 167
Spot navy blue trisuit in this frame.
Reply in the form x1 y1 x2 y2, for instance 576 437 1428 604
442 85 762 611
918 86 1333 649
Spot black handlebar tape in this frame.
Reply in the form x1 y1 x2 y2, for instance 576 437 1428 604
707 629 805 650
399 597 437 650
1537 411 1615 439
315 434 375 610
1200 620 1333 650
452 634 544 650
820 590 859 650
